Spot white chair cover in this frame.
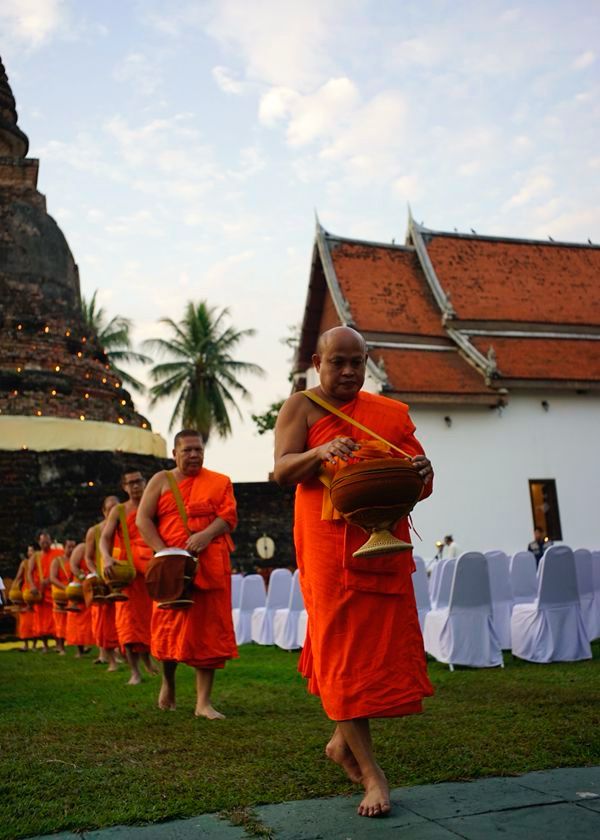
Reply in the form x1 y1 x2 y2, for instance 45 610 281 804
412 555 430 632
423 552 503 669
273 569 305 650
485 550 513 649
251 568 292 645
232 574 266 645
297 609 308 648
429 558 443 605
511 545 592 663
231 573 242 610
574 548 599 641
509 551 537 604
434 559 455 609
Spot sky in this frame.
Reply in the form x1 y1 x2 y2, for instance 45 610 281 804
1 0 599 481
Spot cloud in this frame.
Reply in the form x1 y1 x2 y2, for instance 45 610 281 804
503 172 554 210
212 65 244 94
393 174 421 200
573 50 596 70
114 53 162 97
0 0 67 48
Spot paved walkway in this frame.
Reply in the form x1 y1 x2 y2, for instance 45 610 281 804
31 765 600 839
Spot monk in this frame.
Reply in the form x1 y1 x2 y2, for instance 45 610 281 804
274 326 434 818
49 539 76 655
78 496 121 669
26 532 63 653
136 430 238 718
65 542 94 657
14 547 37 652
100 470 158 684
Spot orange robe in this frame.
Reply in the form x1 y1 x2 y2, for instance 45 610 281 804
151 468 238 669
90 524 119 649
31 548 62 638
114 508 153 652
296 391 434 721
52 557 70 640
65 559 94 648
18 605 36 640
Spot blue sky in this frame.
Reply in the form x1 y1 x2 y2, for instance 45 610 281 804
2 0 598 480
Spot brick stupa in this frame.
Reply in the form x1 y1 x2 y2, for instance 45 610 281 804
0 57 168 574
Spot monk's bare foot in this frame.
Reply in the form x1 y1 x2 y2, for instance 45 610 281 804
325 733 362 783
107 662 119 672
58 650 66 656
194 704 225 720
94 657 106 665
357 769 391 818
127 673 142 685
158 682 176 711
145 664 160 676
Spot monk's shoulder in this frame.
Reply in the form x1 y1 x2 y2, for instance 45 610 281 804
358 390 409 416
199 467 232 490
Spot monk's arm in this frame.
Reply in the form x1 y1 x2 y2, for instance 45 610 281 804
49 557 65 589
273 394 358 486
186 516 230 554
99 507 119 578
69 544 85 579
14 562 24 587
83 526 98 575
136 473 168 553
25 555 37 591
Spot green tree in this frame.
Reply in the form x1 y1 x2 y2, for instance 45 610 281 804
81 290 151 393
143 301 264 439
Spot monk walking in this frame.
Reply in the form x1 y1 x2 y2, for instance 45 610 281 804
77 496 120 669
100 470 158 684
136 430 238 718
49 538 76 655
274 326 434 818
26 532 63 653
65 542 94 657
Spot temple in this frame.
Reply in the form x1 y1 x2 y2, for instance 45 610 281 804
294 213 600 554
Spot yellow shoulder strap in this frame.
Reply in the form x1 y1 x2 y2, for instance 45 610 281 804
302 390 412 459
117 504 135 572
166 471 191 534
94 525 103 577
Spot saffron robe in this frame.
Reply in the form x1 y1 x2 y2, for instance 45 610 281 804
52 557 70 640
90 525 119 649
31 548 62 638
114 508 153 651
296 391 434 721
18 606 36 640
150 468 238 669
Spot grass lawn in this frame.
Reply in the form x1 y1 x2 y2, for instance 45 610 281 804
1 642 600 839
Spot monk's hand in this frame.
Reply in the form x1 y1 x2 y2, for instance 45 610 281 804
412 455 433 485
102 556 115 579
318 436 360 465
186 531 212 554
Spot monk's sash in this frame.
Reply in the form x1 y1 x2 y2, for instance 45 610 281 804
116 504 136 577
166 471 191 533
34 551 44 591
94 525 103 577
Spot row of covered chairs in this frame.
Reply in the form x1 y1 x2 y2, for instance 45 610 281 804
416 546 597 669
231 569 307 650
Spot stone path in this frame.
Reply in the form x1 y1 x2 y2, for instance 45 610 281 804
30 765 600 839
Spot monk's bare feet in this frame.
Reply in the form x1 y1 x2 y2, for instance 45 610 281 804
127 673 142 685
107 662 119 672
194 704 225 720
325 732 362 783
357 768 391 818
158 682 176 711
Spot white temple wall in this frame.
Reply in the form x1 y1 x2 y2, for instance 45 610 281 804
407 394 600 560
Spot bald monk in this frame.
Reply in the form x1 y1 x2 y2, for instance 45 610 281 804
14 547 37 652
65 542 94 657
48 538 76 655
100 470 158 684
26 532 63 653
79 496 121 669
274 326 434 818
136 430 238 718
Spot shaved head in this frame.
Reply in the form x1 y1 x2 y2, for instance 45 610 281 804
316 326 367 358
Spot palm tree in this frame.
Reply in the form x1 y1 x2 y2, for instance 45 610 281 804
143 301 265 440
81 291 151 394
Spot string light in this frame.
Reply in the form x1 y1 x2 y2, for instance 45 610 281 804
117 417 124 424
36 410 42 416
79 414 85 421
13 390 18 396
142 422 148 429
16 366 21 373
102 377 107 384
81 336 87 343
65 330 71 337
84 393 89 399
22 445 28 450
85 373 91 379
87 481 94 487
55 365 60 372
44 326 49 333
77 351 82 358
120 399 126 406
114 382 120 388
51 390 57 396
17 324 22 331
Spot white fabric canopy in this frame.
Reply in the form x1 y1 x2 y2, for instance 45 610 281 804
424 552 503 669
232 574 266 645
273 569 305 650
485 550 513 649
511 545 592 663
251 568 292 645
509 551 537 604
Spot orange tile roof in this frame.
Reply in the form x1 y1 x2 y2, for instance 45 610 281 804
371 348 496 397
470 337 600 381
328 239 446 337
424 234 600 326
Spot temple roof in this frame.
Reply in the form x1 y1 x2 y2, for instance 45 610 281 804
0 57 29 159
294 214 600 404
